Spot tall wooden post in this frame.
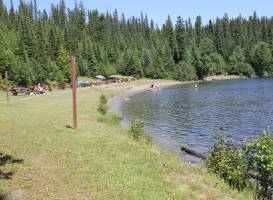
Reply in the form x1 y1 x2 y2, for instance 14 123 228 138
71 56 77 129
5 71 9 104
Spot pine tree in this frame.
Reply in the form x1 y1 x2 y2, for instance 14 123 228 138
56 44 70 68
214 18 224 55
163 15 177 59
251 42 272 76
59 0 66 29
123 50 143 77
175 16 187 62
174 47 197 81
229 46 246 65
195 16 202 46
8 0 16 29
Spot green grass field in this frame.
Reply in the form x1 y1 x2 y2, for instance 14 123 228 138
0 81 253 199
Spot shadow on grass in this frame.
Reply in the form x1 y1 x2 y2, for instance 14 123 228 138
0 193 5 200
0 153 24 180
65 125 74 129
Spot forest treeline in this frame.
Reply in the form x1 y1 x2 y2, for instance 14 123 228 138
0 0 273 86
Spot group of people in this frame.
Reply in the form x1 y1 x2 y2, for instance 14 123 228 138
34 84 48 95
148 82 198 92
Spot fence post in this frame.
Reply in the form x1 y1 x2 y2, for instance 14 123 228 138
5 71 9 104
71 56 77 129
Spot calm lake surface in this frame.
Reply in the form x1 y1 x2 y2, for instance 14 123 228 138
121 78 273 161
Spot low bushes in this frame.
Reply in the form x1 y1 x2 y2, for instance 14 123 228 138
0 77 3 90
129 121 152 144
97 94 108 115
245 132 273 199
207 131 273 199
207 135 248 191
97 94 122 125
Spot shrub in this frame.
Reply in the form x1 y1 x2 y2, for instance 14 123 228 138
225 145 249 190
0 76 3 90
208 131 273 198
245 131 273 199
97 94 108 115
174 61 198 81
207 134 228 176
207 134 248 191
129 121 151 144
228 62 255 77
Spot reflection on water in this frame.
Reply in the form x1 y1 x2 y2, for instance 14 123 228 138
121 78 273 160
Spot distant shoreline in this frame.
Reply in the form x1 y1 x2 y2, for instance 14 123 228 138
203 75 245 81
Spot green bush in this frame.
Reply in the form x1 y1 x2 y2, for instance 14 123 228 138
207 134 248 191
174 61 198 81
0 76 3 90
228 62 255 77
97 94 108 115
245 131 273 199
262 69 273 78
225 146 249 190
208 132 273 199
207 135 228 176
129 121 152 144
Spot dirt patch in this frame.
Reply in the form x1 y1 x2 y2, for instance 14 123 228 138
5 189 29 200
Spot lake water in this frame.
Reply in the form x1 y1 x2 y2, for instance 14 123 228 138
121 78 273 161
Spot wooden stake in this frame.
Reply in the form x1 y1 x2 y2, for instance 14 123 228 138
71 56 77 129
5 71 9 104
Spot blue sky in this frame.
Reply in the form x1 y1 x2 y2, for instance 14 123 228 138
3 0 273 26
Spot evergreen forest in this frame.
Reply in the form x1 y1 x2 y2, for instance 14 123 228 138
0 0 273 86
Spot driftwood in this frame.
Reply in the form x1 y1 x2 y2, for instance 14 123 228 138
181 146 207 160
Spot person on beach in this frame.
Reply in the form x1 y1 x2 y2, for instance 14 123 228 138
149 82 161 91
35 84 48 95
150 83 154 89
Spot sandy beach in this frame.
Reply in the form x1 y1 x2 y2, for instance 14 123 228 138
203 75 244 81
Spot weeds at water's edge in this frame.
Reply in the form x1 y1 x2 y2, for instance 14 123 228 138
97 93 123 125
97 94 108 116
129 121 152 145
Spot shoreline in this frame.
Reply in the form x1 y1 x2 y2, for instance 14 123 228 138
107 80 192 161
108 80 187 119
203 75 245 81
108 75 244 116
106 75 246 161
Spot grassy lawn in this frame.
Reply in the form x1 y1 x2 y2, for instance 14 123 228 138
0 81 252 199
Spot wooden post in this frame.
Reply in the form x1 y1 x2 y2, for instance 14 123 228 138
71 56 77 129
5 71 9 104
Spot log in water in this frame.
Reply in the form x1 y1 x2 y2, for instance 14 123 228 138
181 146 207 160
